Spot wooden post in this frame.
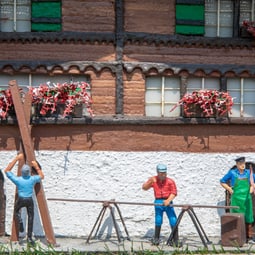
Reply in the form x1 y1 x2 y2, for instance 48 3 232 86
9 80 56 245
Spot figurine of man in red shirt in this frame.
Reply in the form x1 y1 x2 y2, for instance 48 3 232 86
142 164 181 246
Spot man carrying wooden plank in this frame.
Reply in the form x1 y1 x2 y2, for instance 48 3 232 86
4 153 44 245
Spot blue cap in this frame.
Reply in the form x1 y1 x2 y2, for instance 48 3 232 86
156 164 167 172
21 164 30 177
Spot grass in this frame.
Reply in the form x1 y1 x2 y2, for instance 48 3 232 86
0 242 255 255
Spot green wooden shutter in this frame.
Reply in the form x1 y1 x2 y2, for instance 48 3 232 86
31 0 62 32
176 0 204 35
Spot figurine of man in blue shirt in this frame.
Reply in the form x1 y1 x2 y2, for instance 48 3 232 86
220 156 255 243
4 153 44 245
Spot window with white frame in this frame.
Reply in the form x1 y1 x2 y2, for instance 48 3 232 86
240 0 255 24
0 0 62 32
205 0 233 37
177 0 255 38
0 0 31 32
145 77 181 117
186 77 220 93
227 78 255 117
145 76 221 117
0 73 90 88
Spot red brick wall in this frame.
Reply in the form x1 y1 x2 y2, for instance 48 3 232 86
0 125 255 152
89 69 116 115
62 0 115 32
123 45 255 65
123 69 145 115
124 0 175 34
0 43 115 62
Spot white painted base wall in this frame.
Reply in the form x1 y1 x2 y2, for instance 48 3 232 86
1 151 253 238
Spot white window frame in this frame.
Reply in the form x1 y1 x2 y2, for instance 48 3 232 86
186 77 220 93
227 77 255 117
205 0 233 37
240 0 255 24
0 0 31 32
145 76 220 118
145 77 181 117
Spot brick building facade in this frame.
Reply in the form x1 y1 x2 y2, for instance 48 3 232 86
1 0 255 239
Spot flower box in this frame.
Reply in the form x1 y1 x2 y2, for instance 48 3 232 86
0 82 93 119
0 88 16 119
55 103 83 118
242 20 255 37
0 81 93 119
170 90 233 118
30 81 93 118
183 103 228 118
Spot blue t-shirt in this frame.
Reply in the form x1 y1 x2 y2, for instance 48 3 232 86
6 172 41 198
220 168 255 187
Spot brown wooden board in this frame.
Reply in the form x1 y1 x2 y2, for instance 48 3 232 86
10 93 32 241
8 80 56 245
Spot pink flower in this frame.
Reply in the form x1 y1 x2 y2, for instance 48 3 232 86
170 90 233 117
0 81 93 119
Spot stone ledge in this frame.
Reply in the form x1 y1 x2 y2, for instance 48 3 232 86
1 115 255 125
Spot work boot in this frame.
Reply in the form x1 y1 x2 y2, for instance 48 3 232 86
246 223 255 243
168 226 183 247
151 226 161 246
27 237 35 246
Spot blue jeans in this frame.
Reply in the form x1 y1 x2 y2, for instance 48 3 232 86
154 199 177 227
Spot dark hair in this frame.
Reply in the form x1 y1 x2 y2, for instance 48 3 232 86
230 161 255 170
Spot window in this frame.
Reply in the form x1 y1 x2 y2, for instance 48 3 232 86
176 0 255 38
0 0 62 32
205 0 233 37
227 78 255 117
145 76 220 117
0 74 91 116
240 0 255 24
186 77 220 93
0 73 89 88
0 0 31 32
145 77 181 117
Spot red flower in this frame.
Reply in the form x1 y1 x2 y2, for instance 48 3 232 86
170 90 233 117
242 20 255 37
0 81 93 119
29 81 93 117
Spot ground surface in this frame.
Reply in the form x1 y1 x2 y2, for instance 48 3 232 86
0 235 255 254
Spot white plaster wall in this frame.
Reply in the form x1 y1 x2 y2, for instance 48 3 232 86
1 151 253 238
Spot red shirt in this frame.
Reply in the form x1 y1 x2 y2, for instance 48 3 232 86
151 176 177 199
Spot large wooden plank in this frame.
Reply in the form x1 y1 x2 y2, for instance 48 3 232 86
8 80 56 245
10 93 32 241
